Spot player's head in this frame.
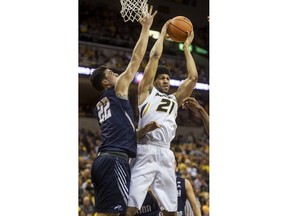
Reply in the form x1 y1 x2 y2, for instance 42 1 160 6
90 65 119 92
153 65 171 93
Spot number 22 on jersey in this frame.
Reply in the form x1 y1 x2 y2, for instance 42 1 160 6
96 97 111 124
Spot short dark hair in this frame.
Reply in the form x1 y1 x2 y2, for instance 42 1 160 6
154 65 172 80
90 66 108 92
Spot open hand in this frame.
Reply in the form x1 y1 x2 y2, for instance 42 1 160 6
139 4 157 28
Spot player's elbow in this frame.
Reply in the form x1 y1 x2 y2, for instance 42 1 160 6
189 73 198 83
149 50 161 60
193 75 198 83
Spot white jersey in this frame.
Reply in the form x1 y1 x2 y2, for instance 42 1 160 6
138 87 178 147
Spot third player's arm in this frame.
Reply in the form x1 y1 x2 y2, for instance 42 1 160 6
174 31 198 106
138 20 170 105
182 97 209 134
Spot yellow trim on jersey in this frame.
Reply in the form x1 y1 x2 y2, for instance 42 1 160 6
142 102 150 117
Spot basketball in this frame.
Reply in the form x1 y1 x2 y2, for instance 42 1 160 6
167 16 193 43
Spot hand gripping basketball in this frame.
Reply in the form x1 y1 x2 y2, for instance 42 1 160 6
167 16 193 43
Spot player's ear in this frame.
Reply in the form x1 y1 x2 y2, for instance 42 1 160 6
102 78 109 87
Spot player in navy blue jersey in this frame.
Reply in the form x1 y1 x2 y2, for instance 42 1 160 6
120 189 161 216
175 162 201 216
135 190 161 216
89 5 157 216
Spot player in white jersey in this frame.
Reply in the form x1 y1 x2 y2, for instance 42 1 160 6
137 87 178 147
126 20 198 216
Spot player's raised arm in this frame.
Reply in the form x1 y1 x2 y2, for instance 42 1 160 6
115 5 157 99
138 20 170 105
174 30 198 105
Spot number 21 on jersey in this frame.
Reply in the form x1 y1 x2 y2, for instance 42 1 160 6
156 98 175 114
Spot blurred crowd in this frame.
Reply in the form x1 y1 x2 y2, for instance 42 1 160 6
79 3 208 49
169 0 198 6
79 43 209 83
79 2 209 83
78 126 209 216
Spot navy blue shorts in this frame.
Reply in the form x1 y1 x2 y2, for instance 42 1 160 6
91 152 131 214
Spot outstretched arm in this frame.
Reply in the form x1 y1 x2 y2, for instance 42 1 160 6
174 30 198 105
138 20 170 105
185 179 202 216
182 97 209 134
115 5 157 99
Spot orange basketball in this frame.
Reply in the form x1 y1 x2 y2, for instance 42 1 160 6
167 16 193 43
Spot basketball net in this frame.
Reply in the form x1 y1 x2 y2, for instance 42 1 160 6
120 0 148 22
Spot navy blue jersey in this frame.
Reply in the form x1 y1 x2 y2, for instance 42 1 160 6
176 176 186 216
94 88 137 158
135 193 161 216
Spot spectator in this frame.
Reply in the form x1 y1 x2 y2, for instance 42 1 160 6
80 196 94 215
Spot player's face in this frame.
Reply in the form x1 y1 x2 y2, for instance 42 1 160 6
104 69 119 86
154 74 170 93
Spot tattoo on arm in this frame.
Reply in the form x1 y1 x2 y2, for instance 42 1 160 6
116 93 128 100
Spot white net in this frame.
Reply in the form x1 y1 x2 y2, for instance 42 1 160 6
120 0 148 22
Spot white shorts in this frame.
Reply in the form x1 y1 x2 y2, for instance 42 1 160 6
128 144 177 212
